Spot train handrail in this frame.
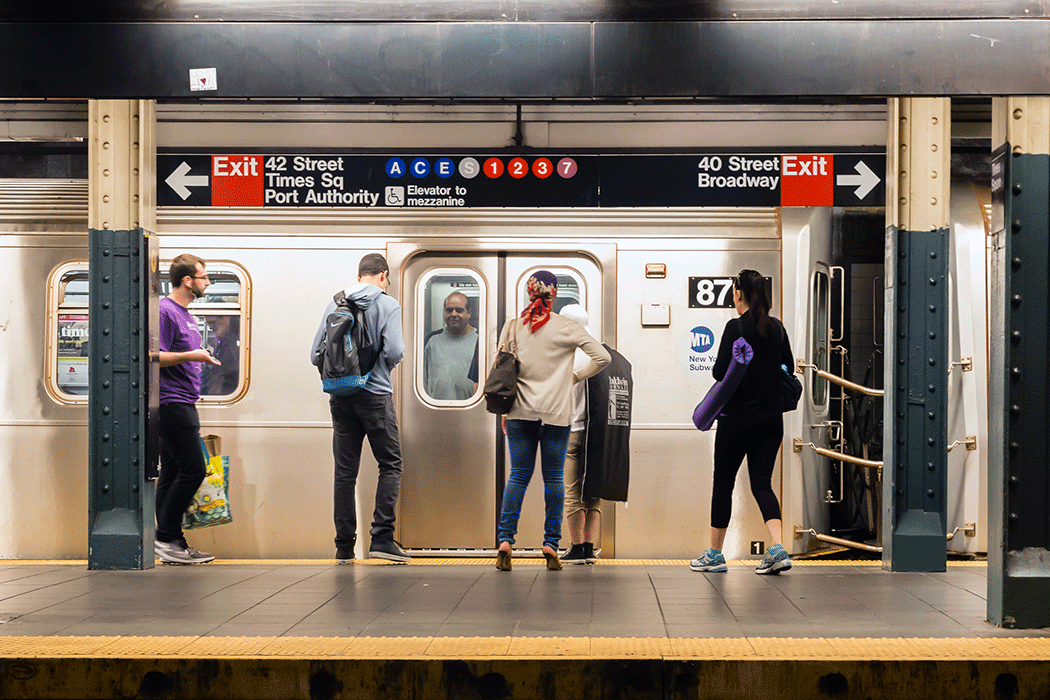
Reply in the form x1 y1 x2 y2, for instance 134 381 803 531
796 358 884 397
793 438 883 470
794 523 976 551
795 436 974 462
793 528 883 553
946 435 977 453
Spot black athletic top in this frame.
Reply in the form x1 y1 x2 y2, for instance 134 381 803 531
713 313 793 422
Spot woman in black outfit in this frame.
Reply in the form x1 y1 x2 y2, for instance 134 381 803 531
690 269 795 575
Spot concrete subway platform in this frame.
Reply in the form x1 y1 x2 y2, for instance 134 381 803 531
1 559 1048 699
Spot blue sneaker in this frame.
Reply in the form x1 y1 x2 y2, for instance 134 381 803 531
755 547 791 575
689 549 727 572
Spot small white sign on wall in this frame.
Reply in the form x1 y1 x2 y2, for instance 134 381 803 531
189 68 218 92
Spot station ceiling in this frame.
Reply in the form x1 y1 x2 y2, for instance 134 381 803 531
1 5 1047 99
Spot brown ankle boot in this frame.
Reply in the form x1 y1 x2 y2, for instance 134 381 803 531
496 548 512 571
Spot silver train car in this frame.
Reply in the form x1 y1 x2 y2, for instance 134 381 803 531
0 102 987 560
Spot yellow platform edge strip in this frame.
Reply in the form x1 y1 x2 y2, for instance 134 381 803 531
0 558 987 567
0 635 1043 660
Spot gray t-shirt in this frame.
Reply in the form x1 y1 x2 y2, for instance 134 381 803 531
424 328 479 400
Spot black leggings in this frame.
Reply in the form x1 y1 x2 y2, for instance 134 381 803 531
710 414 783 529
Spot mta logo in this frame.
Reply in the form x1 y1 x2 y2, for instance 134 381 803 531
690 326 714 353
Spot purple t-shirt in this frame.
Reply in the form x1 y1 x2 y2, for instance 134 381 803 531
159 296 203 404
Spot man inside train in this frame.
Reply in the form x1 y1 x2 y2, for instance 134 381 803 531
423 291 479 400
154 253 222 565
202 314 240 395
310 252 411 563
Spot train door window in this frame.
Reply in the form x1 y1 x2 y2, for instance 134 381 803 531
812 270 830 406
45 260 251 405
515 268 586 315
418 269 484 404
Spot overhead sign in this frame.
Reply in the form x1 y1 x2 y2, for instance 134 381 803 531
599 154 885 207
158 152 885 208
157 154 597 208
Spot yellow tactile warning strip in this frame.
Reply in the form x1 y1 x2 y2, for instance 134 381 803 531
0 636 120 656
507 636 591 656
0 558 987 566
346 636 432 657
427 636 513 656
748 637 840 658
3 636 1048 660
259 636 354 657
669 637 757 658
590 637 673 657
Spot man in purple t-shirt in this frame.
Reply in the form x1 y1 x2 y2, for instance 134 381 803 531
154 253 221 564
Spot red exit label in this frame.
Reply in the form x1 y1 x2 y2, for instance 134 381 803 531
212 155 264 206
780 154 833 207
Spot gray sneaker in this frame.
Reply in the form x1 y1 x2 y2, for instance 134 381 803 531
184 546 215 563
755 548 791 575
689 549 727 572
155 540 214 564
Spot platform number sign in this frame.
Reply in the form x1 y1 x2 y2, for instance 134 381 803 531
751 541 765 556
688 276 773 309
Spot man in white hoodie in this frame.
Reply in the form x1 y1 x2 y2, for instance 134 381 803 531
310 253 410 563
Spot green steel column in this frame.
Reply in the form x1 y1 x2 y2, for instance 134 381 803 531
988 97 1050 628
87 101 158 570
882 98 950 572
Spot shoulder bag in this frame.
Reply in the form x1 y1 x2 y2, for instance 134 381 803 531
483 321 519 414
781 364 803 412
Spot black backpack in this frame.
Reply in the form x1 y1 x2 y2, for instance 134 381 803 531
318 291 379 395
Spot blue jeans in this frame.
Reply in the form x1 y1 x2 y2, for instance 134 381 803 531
498 420 571 549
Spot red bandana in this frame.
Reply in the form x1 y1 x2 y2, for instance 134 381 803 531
521 276 557 332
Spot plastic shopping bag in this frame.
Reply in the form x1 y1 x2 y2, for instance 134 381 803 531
183 438 233 529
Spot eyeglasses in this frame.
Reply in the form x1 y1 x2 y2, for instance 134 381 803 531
192 275 210 281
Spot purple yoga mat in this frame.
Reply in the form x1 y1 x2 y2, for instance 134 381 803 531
692 337 753 431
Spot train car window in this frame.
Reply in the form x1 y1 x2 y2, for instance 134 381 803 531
45 261 252 405
418 269 484 405
51 266 90 397
812 270 830 406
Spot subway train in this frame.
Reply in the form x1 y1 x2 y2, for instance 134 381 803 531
0 101 987 560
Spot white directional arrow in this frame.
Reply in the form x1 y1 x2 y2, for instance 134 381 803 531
835 160 880 199
164 161 209 200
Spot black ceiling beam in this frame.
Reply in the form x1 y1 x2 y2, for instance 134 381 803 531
1 20 1047 99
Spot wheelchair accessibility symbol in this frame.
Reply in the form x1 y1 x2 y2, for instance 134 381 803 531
385 186 405 206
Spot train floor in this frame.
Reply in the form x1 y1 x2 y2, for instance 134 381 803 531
1 557 1048 699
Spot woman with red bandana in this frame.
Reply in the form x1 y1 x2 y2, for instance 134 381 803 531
495 271 610 571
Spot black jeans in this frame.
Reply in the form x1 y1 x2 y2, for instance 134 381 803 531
710 413 783 529
330 391 403 550
156 402 207 545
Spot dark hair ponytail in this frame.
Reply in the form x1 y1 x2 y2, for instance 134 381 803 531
736 269 771 338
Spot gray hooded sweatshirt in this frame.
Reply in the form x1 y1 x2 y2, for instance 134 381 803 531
310 282 405 395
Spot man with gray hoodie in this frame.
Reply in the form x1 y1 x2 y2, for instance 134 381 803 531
310 253 410 563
